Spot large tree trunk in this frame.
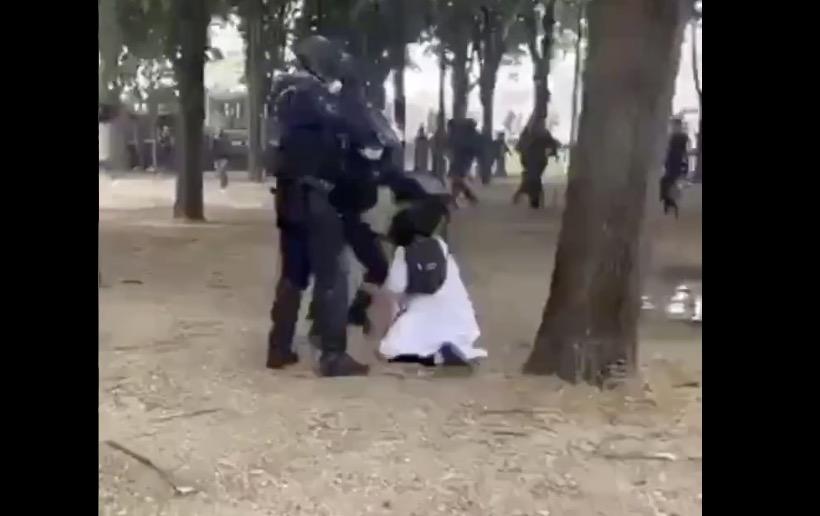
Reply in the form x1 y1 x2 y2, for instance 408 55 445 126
246 12 264 182
523 0 688 386
173 1 209 221
451 43 469 121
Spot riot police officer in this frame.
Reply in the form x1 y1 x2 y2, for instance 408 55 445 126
326 53 431 331
266 36 373 376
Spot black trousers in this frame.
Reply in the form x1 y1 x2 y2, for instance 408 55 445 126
659 175 680 217
514 163 546 208
269 185 349 355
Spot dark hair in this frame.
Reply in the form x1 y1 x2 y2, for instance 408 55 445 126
388 197 449 247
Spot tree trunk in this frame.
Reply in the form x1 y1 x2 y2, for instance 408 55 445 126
98 0 122 105
364 63 390 111
451 44 469 121
569 2 585 146
524 2 556 130
148 99 159 169
532 66 550 126
98 0 128 171
432 43 447 180
173 1 208 221
392 0 407 151
694 107 702 181
393 62 406 139
690 20 702 181
392 41 407 169
479 79 495 183
246 13 264 182
522 0 688 386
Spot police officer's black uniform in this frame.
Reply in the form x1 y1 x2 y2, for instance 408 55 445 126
266 36 371 376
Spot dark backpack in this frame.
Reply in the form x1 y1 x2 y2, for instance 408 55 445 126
405 236 447 295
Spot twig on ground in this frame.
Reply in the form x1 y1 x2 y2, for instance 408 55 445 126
491 430 530 437
103 440 196 496
481 408 562 416
597 451 679 462
674 381 701 388
152 408 222 422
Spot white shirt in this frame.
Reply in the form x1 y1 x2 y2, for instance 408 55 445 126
379 237 486 361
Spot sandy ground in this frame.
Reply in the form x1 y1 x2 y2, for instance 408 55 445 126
99 173 702 516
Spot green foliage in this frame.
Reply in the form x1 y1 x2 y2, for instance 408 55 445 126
115 0 228 65
234 0 298 72
292 0 428 70
506 0 584 63
473 0 529 72
104 0 233 110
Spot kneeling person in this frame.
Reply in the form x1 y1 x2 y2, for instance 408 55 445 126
376 198 486 366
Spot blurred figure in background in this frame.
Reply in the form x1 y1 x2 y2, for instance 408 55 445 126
660 117 691 218
413 125 430 175
212 128 230 189
446 118 481 207
492 131 510 178
513 121 560 209
158 125 174 172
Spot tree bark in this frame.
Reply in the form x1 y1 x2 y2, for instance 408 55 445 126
98 0 122 105
148 98 159 170
392 0 407 151
569 2 585 146
694 107 701 181
393 61 406 140
172 1 208 221
479 79 495 183
525 2 556 128
392 68 406 169
451 43 469 121
522 0 688 386
365 65 389 111
432 41 447 181
690 20 702 181
98 0 128 171
246 11 264 182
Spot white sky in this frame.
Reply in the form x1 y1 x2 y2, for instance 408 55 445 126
208 21 702 142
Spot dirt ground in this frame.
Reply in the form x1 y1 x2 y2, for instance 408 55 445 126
99 174 702 516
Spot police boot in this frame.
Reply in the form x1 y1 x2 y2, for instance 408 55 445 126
312 266 370 377
319 352 370 377
266 278 301 369
313 321 370 377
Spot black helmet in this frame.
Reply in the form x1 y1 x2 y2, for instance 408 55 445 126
294 35 344 83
